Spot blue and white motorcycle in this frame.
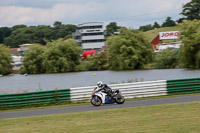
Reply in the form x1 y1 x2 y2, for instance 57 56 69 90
91 87 125 106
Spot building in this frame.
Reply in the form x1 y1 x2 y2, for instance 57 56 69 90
154 41 182 52
73 22 105 51
151 31 182 52
18 44 33 56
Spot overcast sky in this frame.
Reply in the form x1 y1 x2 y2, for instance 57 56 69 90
0 0 190 28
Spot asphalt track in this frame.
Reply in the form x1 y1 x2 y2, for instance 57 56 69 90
1 95 200 119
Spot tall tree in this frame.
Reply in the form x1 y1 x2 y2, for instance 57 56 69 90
0 27 11 43
106 22 120 36
43 39 82 73
179 19 200 68
107 28 153 70
53 21 62 29
162 17 176 27
0 44 13 75
20 44 46 74
153 22 160 29
181 0 200 20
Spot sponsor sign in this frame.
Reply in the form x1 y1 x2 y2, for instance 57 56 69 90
159 31 180 40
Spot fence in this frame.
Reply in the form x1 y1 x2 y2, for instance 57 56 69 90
0 78 200 108
70 80 167 101
167 78 200 95
0 89 70 108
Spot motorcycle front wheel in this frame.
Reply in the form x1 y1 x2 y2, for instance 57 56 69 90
115 96 125 104
91 96 102 106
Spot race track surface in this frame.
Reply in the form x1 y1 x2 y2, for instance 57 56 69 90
1 95 200 119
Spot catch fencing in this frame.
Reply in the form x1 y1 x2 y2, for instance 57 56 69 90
0 78 200 108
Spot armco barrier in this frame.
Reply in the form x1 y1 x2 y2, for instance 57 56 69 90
0 89 70 108
70 80 167 101
1 78 200 108
167 78 200 95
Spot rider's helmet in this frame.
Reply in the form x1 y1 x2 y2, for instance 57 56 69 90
97 81 103 88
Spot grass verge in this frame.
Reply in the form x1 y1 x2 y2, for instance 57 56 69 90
1 101 200 133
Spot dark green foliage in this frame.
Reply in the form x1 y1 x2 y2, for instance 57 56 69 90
179 19 200 68
20 39 82 74
181 0 200 20
153 49 179 69
107 28 153 70
162 17 176 27
153 22 160 29
20 44 45 74
75 52 109 71
2 22 77 48
87 51 109 71
75 61 91 71
139 24 153 31
0 27 11 43
0 44 13 75
106 22 120 36
43 39 82 73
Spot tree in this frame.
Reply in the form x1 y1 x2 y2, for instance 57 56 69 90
107 28 153 70
87 51 109 71
20 44 46 74
153 22 160 29
3 23 77 48
139 24 153 31
162 17 176 27
0 27 11 43
0 44 13 75
43 39 82 73
54 24 77 39
179 19 200 68
106 22 120 36
180 0 200 20
53 21 62 29
4 27 37 47
153 48 179 69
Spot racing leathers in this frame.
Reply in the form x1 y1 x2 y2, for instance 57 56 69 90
97 84 115 99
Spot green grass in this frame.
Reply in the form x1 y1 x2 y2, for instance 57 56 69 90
1 101 200 133
143 26 181 42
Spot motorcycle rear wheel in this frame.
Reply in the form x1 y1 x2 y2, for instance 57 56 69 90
115 96 125 104
91 96 102 106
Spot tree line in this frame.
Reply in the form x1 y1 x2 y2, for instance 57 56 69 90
139 0 200 31
0 21 77 48
0 0 200 75
1 19 200 75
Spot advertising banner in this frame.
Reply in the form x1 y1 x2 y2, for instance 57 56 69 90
159 31 180 40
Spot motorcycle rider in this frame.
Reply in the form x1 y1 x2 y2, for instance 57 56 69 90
96 81 115 99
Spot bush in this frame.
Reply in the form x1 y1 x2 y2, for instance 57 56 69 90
153 48 179 69
0 44 13 75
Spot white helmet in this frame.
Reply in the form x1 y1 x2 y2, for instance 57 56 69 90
97 81 103 88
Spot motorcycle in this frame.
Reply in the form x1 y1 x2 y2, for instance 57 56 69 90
91 87 125 106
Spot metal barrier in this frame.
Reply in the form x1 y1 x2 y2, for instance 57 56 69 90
167 78 200 95
0 89 70 108
1 77 200 108
70 80 167 101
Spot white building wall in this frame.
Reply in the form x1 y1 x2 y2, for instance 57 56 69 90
80 29 104 33
78 22 104 27
81 35 104 40
82 42 105 49
74 22 105 50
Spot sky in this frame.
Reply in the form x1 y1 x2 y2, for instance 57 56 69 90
0 0 191 28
